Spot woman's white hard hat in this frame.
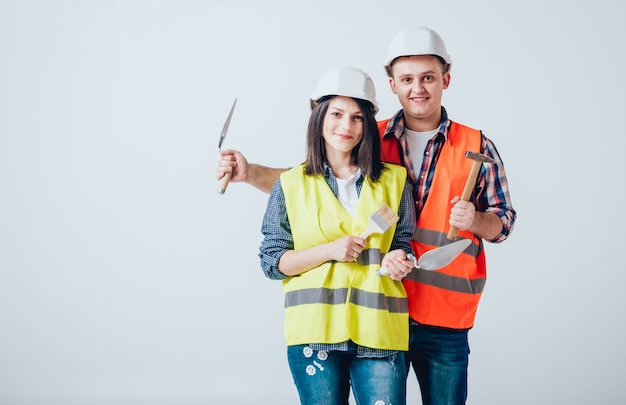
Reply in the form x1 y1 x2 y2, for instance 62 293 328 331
310 66 379 114
384 27 452 68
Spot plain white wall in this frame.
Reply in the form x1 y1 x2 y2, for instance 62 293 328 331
1 0 625 404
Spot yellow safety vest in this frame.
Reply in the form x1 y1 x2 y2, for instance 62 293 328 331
280 163 409 350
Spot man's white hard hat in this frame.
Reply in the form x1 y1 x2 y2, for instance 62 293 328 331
310 66 379 114
384 26 452 68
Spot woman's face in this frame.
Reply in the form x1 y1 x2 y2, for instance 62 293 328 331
322 96 364 155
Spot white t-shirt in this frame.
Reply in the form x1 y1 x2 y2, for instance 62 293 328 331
335 170 361 216
405 127 438 174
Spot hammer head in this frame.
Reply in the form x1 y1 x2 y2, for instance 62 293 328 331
465 150 495 164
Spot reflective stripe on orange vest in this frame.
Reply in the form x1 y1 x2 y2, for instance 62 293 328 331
379 119 487 329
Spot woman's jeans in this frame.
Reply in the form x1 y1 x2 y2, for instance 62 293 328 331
408 323 470 405
287 344 407 405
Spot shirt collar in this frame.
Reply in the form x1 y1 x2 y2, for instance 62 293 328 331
383 106 451 141
323 162 365 181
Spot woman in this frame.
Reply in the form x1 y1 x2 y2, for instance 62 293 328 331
259 66 416 405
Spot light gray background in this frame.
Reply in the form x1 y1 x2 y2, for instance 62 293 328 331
1 0 624 404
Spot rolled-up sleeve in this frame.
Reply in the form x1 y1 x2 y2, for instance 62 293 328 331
259 179 291 280
478 134 517 243
390 181 416 255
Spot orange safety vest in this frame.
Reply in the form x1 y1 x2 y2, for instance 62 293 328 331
378 119 487 329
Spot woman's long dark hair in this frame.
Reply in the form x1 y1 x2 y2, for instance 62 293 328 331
304 96 384 182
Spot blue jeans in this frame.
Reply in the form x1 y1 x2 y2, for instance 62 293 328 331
287 344 407 405
407 323 470 405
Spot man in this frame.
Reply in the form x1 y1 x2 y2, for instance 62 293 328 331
216 27 516 405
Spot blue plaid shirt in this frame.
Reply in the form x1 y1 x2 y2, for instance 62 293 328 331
259 163 415 357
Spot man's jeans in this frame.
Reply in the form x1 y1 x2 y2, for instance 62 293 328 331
408 323 470 405
287 344 407 405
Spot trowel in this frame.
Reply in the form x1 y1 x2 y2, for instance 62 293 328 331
377 238 472 277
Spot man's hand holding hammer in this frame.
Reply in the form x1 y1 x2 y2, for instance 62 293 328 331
447 150 505 241
449 196 503 241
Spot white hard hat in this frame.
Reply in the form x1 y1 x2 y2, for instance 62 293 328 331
310 66 379 114
384 27 452 68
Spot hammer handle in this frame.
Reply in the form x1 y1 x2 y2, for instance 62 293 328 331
447 161 481 240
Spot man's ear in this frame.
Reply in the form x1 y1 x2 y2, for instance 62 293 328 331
442 72 451 89
389 77 398 95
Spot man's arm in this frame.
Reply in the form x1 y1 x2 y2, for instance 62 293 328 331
216 149 287 193
448 135 516 242
449 199 504 240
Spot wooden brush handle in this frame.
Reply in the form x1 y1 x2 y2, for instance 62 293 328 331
217 171 232 194
447 161 481 240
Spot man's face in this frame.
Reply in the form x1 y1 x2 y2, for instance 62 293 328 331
389 55 450 131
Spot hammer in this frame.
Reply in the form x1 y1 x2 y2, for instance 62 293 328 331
447 150 495 241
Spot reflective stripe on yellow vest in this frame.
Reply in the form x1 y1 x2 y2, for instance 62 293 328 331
280 164 409 350
379 119 487 329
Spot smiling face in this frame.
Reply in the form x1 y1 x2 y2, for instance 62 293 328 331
389 55 450 132
322 96 364 157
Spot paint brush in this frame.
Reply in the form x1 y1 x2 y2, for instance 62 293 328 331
360 203 400 239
